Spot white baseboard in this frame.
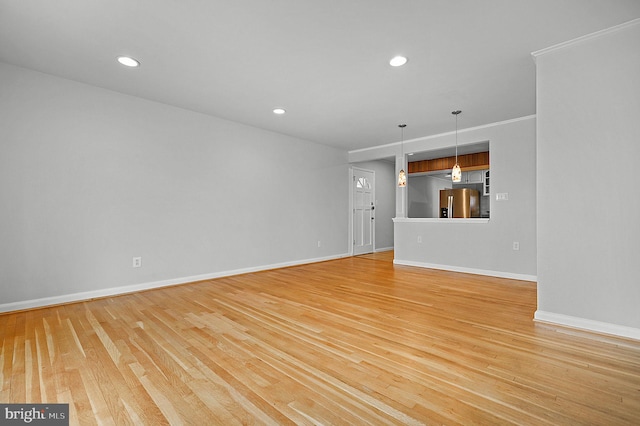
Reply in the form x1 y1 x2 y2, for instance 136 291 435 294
393 259 537 282
534 310 640 341
0 253 351 314
374 246 394 253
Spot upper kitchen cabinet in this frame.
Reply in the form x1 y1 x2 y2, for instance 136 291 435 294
460 170 484 184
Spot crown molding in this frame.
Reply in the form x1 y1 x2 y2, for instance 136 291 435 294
348 114 536 156
531 18 640 62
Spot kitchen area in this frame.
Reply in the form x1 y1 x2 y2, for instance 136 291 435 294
407 145 490 219
375 115 536 281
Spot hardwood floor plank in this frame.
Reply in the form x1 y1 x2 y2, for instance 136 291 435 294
8 313 26 402
2 253 640 424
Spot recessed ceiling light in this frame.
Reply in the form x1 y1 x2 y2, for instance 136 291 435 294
117 56 140 67
389 56 408 67
273 108 286 115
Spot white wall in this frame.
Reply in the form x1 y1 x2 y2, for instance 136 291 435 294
534 20 640 336
350 160 395 251
350 116 537 281
0 62 349 311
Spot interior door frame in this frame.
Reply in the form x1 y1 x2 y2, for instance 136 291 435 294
349 166 376 256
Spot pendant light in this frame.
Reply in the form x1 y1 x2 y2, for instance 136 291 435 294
398 124 407 187
451 110 462 183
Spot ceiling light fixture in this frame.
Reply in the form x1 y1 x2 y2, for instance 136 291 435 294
389 56 408 67
117 56 140 67
273 108 286 115
451 110 462 183
398 124 407 187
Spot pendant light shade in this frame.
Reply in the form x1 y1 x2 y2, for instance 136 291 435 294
398 124 407 187
398 169 407 187
451 163 462 183
451 110 462 183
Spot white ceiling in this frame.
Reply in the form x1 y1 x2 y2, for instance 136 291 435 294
1 1 639 151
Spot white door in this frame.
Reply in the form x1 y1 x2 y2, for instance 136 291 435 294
352 168 375 255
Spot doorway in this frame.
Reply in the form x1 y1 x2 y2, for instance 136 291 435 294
351 167 375 255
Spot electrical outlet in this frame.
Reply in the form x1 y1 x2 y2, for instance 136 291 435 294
513 242 520 251
417 236 422 243
132 257 142 268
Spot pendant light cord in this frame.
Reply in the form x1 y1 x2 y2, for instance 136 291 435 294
455 114 458 162
399 123 406 158
452 110 461 162
397 124 408 187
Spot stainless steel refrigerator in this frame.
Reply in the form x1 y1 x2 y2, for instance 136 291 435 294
439 188 480 218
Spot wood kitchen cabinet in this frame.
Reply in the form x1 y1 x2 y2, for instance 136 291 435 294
408 151 489 174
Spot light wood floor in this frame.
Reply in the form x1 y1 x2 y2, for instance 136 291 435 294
2 252 640 425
